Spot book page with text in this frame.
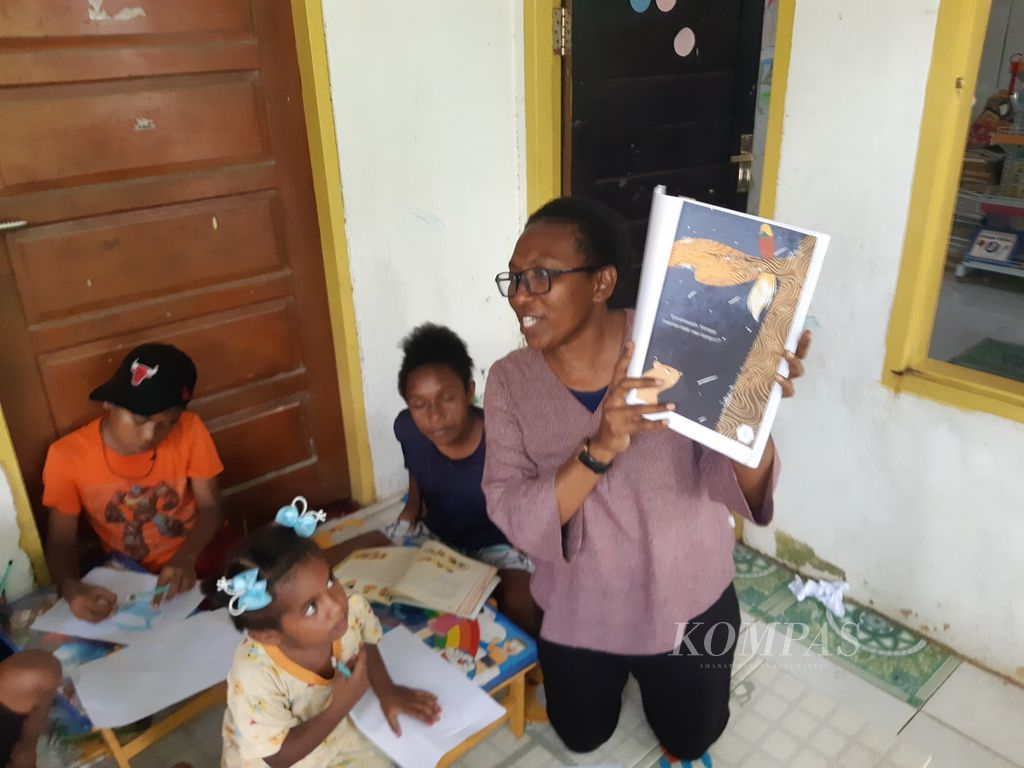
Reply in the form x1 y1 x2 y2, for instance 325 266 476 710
395 541 496 616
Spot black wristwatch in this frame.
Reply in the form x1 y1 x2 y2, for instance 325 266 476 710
577 437 614 474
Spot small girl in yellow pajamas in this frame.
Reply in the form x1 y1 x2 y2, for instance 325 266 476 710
208 498 440 767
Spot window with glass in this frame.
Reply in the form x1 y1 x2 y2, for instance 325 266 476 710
930 0 1024 384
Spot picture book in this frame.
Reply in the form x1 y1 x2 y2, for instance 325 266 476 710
964 227 1024 266
627 186 829 467
334 541 500 619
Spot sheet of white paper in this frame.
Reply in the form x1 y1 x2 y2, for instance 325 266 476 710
350 626 505 768
74 609 240 728
31 567 204 646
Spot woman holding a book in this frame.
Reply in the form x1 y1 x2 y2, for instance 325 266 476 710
482 196 810 761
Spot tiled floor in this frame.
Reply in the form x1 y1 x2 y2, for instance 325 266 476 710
918 662 1024 765
54 508 1024 767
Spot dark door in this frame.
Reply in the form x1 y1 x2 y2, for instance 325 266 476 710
0 0 351 531
563 0 764 305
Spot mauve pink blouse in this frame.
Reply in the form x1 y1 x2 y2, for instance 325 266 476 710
483 311 778 655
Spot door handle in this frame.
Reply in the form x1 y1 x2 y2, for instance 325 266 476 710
729 133 754 194
0 220 28 232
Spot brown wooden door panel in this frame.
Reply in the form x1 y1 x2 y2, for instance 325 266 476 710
0 0 351 537
10 192 286 322
193 370 309 425
225 461 324 530
27 273 293 352
0 0 253 38
211 398 313 490
36 299 303 434
0 42 262 87
0 75 266 189
1 162 276 225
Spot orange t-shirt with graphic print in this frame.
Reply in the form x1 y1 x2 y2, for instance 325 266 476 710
42 411 224 573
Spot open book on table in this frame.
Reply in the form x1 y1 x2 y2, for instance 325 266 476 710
334 541 500 619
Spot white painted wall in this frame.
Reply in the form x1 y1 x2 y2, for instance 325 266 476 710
0 466 34 600
746 0 1024 681
320 0 527 499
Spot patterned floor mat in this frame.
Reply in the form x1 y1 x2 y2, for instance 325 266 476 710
949 336 1024 382
732 545 959 708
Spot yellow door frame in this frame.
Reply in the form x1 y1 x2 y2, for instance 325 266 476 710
882 0 1024 423
3 0 377 582
522 0 795 217
0 413 45 582
290 0 376 505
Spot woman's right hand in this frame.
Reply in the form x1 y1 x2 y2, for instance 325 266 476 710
590 342 674 460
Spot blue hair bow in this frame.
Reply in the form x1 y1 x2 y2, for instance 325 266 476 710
275 496 327 538
217 568 272 616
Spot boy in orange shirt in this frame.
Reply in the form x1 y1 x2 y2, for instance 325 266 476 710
42 344 225 623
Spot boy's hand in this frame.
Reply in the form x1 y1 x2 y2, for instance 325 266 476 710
155 554 197 605
378 685 441 736
64 580 116 622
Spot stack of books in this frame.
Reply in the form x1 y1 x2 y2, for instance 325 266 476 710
960 148 1004 192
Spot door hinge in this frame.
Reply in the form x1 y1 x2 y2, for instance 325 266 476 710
552 7 571 56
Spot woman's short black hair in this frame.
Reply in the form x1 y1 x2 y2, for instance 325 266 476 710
202 525 321 632
397 324 474 398
526 196 632 274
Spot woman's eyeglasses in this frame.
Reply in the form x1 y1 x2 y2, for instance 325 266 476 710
494 266 601 297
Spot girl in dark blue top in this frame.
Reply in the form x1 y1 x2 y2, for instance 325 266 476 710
385 324 540 637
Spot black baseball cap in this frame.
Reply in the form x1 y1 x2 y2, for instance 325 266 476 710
89 343 197 416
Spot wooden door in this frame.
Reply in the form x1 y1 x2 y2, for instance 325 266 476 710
563 0 764 305
0 0 350 532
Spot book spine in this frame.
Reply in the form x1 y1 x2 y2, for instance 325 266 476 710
627 187 685 381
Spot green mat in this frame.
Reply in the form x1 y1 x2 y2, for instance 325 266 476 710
733 545 960 708
949 337 1024 383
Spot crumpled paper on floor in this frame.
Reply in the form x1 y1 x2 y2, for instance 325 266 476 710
789 575 850 618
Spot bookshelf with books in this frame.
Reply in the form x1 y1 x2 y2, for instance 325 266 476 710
952 133 1024 280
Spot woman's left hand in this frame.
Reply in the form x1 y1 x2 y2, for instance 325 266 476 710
776 330 812 399
379 684 441 735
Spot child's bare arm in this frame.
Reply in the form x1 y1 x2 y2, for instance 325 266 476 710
264 650 369 768
155 476 224 603
365 644 440 736
397 476 423 524
45 510 115 622
180 476 224 558
365 643 395 696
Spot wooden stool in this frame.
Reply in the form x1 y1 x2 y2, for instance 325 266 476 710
437 661 534 766
524 665 548 723
99 684 225 768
